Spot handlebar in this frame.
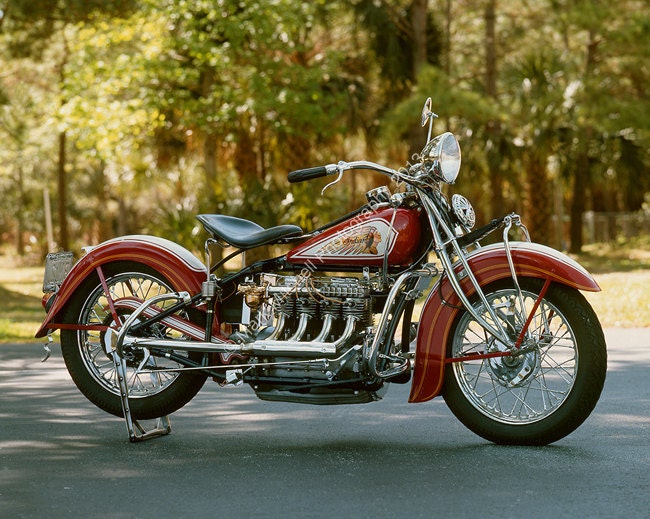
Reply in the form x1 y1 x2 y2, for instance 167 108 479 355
288 160 406 186
287 165 338 183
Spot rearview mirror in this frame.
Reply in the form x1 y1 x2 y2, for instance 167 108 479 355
421 97 433 127
420 97 437 144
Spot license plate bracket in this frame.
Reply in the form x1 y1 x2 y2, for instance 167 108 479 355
43 251 74 293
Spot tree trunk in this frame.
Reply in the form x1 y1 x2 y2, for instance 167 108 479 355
569 130 591 253
410 0 428 76
96 160 112 243
408 0 429 158
203 133 218 208
484 0 497 98
57 130 69 250
444 0 451 77
569 30 598 253
526 150 553 245
235 124 269 265
200 65 221 213
16 164 25 256
57 34 70 251
484 0 504 221
202 134 224 267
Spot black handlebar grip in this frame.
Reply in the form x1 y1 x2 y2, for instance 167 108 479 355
287 166 331 183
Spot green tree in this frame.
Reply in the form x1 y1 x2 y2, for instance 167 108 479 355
150 1 370 232
551 0 650 251
1 0 139 251
1 0 647 257
0 35 59 255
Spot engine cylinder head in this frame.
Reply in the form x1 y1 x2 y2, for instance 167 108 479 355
297 297 319 318
318 299 341 318
274 293 295 317
342 297 372 327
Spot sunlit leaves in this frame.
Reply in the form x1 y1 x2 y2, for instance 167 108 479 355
0 0 647 253
62 13 167 160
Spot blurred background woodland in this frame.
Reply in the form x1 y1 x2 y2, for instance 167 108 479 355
1 0 648 261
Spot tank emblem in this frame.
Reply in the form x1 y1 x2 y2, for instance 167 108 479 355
316 225 382 255
290 218 396 260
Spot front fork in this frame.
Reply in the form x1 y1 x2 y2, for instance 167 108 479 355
421 192 539 353
367 212 540 379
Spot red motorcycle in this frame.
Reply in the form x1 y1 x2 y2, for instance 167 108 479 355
37 98 606 444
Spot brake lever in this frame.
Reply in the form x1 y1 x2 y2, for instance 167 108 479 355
320 161 347 195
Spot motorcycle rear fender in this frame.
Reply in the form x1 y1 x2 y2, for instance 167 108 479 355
35 235 208 338
408 241 601 403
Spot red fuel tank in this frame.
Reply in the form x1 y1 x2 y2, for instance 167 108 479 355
286 206 422 268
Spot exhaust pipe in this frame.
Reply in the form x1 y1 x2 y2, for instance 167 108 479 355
311 313 335 342
251 314 357 356
119 314 359 358
112 291 361 360
288 312 310 341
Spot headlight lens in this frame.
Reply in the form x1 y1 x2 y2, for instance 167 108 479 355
421 132 461 184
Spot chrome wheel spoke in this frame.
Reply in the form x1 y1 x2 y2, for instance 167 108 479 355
77 271 188 399
452 286 578 425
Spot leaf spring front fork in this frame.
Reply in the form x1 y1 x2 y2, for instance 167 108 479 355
421 194 512 345
421 192 539 353
501 214 534 347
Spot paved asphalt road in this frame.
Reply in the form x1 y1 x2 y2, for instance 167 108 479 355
1 328 648 519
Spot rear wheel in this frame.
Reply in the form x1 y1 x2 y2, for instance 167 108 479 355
443 278 606 445
60 262 207 419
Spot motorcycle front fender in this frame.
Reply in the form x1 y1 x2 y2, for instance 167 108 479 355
35 235 207 338
408 241 601 403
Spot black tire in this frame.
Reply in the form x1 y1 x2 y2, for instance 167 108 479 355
60 262 207 419
443 278 606 445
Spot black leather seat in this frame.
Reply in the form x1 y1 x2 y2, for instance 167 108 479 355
196 214 303 248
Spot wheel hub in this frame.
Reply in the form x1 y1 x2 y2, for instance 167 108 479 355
487 338 539 387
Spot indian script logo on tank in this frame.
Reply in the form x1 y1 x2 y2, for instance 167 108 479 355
293 218 397 259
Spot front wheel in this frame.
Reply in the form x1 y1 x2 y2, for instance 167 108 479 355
443 278 606 445
60 262 207 419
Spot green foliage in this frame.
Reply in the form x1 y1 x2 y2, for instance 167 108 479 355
0 0 648 256
351 0 442 100
1 0 138 58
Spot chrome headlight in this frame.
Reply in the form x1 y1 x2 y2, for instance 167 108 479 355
421 132 461 184
451 194 475 229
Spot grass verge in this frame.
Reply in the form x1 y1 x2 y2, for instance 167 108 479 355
571 235 650 328
0 256 45 343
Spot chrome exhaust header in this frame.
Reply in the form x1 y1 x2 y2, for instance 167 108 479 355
250 314 357 356
113 297 360 358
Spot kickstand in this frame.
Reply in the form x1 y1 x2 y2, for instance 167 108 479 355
112 351 172 442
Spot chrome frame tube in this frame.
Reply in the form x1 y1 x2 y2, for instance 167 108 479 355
418 190 512 346
368 268 432 379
